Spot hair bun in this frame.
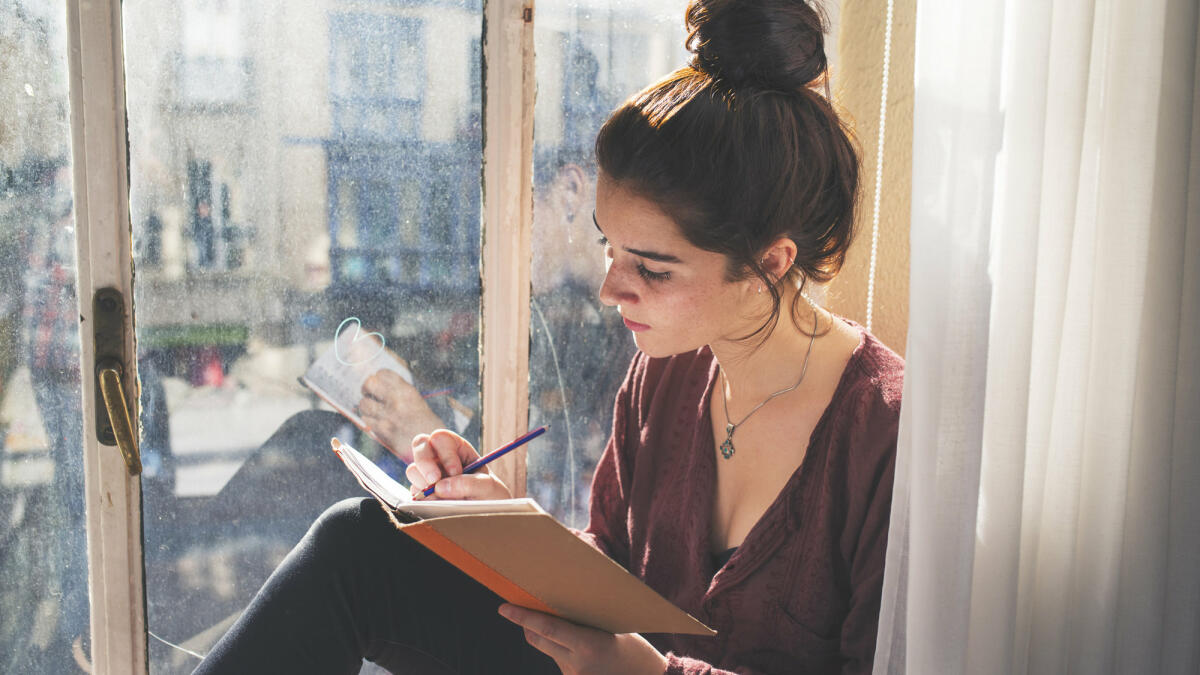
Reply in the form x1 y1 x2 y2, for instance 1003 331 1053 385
686 0 828 91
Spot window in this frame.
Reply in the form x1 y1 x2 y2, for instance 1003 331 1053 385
330 13 425 139
527 5 689 527
178 0 250 105
0 1 90 670
185 158 246 271
0 0 691 671
128 1 484 669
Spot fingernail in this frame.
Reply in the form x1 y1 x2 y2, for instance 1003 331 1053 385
424 470 439 484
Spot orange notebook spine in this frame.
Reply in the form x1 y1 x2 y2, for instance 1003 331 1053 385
403 521 556 615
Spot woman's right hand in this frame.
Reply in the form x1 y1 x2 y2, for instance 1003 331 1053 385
359 370 443 461
405 429 512 501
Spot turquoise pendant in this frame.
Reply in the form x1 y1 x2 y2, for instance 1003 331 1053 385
720 424 736 459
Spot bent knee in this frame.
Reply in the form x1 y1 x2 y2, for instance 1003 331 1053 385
306 497 390 549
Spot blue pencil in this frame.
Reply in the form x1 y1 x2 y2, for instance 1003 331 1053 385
420 425 548 498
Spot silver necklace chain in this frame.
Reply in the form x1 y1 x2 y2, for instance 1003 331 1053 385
719 306 819 459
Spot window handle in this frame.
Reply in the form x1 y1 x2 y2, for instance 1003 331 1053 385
98 362 141 476
93 287 141 476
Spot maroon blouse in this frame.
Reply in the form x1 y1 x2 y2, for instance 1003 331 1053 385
577 322 903 674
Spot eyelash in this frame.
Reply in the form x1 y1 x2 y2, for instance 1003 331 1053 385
596 237 671 283
636 264 671 282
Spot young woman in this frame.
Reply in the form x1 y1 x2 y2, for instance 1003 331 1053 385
195 1 901 673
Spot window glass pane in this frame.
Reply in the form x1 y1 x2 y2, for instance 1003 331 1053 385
124 0 483 670
0 1 91 671
528 3 690 527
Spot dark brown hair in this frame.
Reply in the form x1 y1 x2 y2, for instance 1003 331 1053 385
595 0 859 339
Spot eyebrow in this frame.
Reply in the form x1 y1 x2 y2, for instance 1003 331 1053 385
592 212 684 264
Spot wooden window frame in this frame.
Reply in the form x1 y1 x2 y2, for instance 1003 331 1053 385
65 0 146 672
479 0 536 496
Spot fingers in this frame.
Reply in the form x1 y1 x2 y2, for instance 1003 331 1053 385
408 433 441 488
499 605 666 674
405 461 429 491
360 372 389 402
407 430 478 491
411 432 430 455
359 381 445 461
498 605 576 662
431 473 511 500
406 431 511 500
427 429 477 477
358 379 398 428
407 470 512 501
523 629 573 667
358 394 385 420
362 370 416 401
499 605 572 646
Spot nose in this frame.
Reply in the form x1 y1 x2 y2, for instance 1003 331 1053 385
598 262 638 307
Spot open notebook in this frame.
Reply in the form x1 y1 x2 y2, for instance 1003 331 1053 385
330 438 715 636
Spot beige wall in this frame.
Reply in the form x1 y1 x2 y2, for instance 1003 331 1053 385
828 0 916 356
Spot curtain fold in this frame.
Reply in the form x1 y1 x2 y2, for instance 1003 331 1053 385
875 0 1200 672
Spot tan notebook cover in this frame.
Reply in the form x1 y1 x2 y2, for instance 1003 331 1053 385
330 438 715 636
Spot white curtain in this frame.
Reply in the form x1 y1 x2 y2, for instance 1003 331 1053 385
874 0 1200 672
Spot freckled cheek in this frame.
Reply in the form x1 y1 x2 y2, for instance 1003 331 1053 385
651 286 723 329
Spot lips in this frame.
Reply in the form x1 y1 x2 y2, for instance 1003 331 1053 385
622 317 650 332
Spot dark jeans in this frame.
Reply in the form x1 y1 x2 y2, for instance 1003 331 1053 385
193 498 559 675
144 410 367 658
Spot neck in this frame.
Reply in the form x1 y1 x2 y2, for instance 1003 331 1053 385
711 289 823 408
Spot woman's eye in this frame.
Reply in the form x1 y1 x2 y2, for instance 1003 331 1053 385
596 236 667 281
636 263 671 282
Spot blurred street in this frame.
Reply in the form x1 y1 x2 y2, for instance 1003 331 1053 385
1 342 317 498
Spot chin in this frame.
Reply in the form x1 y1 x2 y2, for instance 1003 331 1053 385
632 333 704 359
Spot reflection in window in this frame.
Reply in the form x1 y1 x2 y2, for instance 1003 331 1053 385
331 13 424 140
125 1 482 670
398 181 421 247
0 0 91 670
179 0 250 105
528 5 689 527
186 158 247 271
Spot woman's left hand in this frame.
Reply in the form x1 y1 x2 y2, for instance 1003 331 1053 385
498 604 668 675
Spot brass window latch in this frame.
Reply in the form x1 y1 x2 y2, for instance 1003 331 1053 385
93 287 141 476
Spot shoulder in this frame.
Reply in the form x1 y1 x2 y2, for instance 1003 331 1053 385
818 321 904 479
805 323 903 533
835 320 904 421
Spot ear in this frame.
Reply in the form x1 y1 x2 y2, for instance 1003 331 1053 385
760 237 798 284
557 163 589 215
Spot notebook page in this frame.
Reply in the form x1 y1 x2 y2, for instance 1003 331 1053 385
331 438 544 519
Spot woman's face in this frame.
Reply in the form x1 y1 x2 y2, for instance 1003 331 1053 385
594 174 756 358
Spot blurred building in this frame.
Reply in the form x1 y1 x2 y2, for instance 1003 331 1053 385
127 0 485 354
125 0 682 378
